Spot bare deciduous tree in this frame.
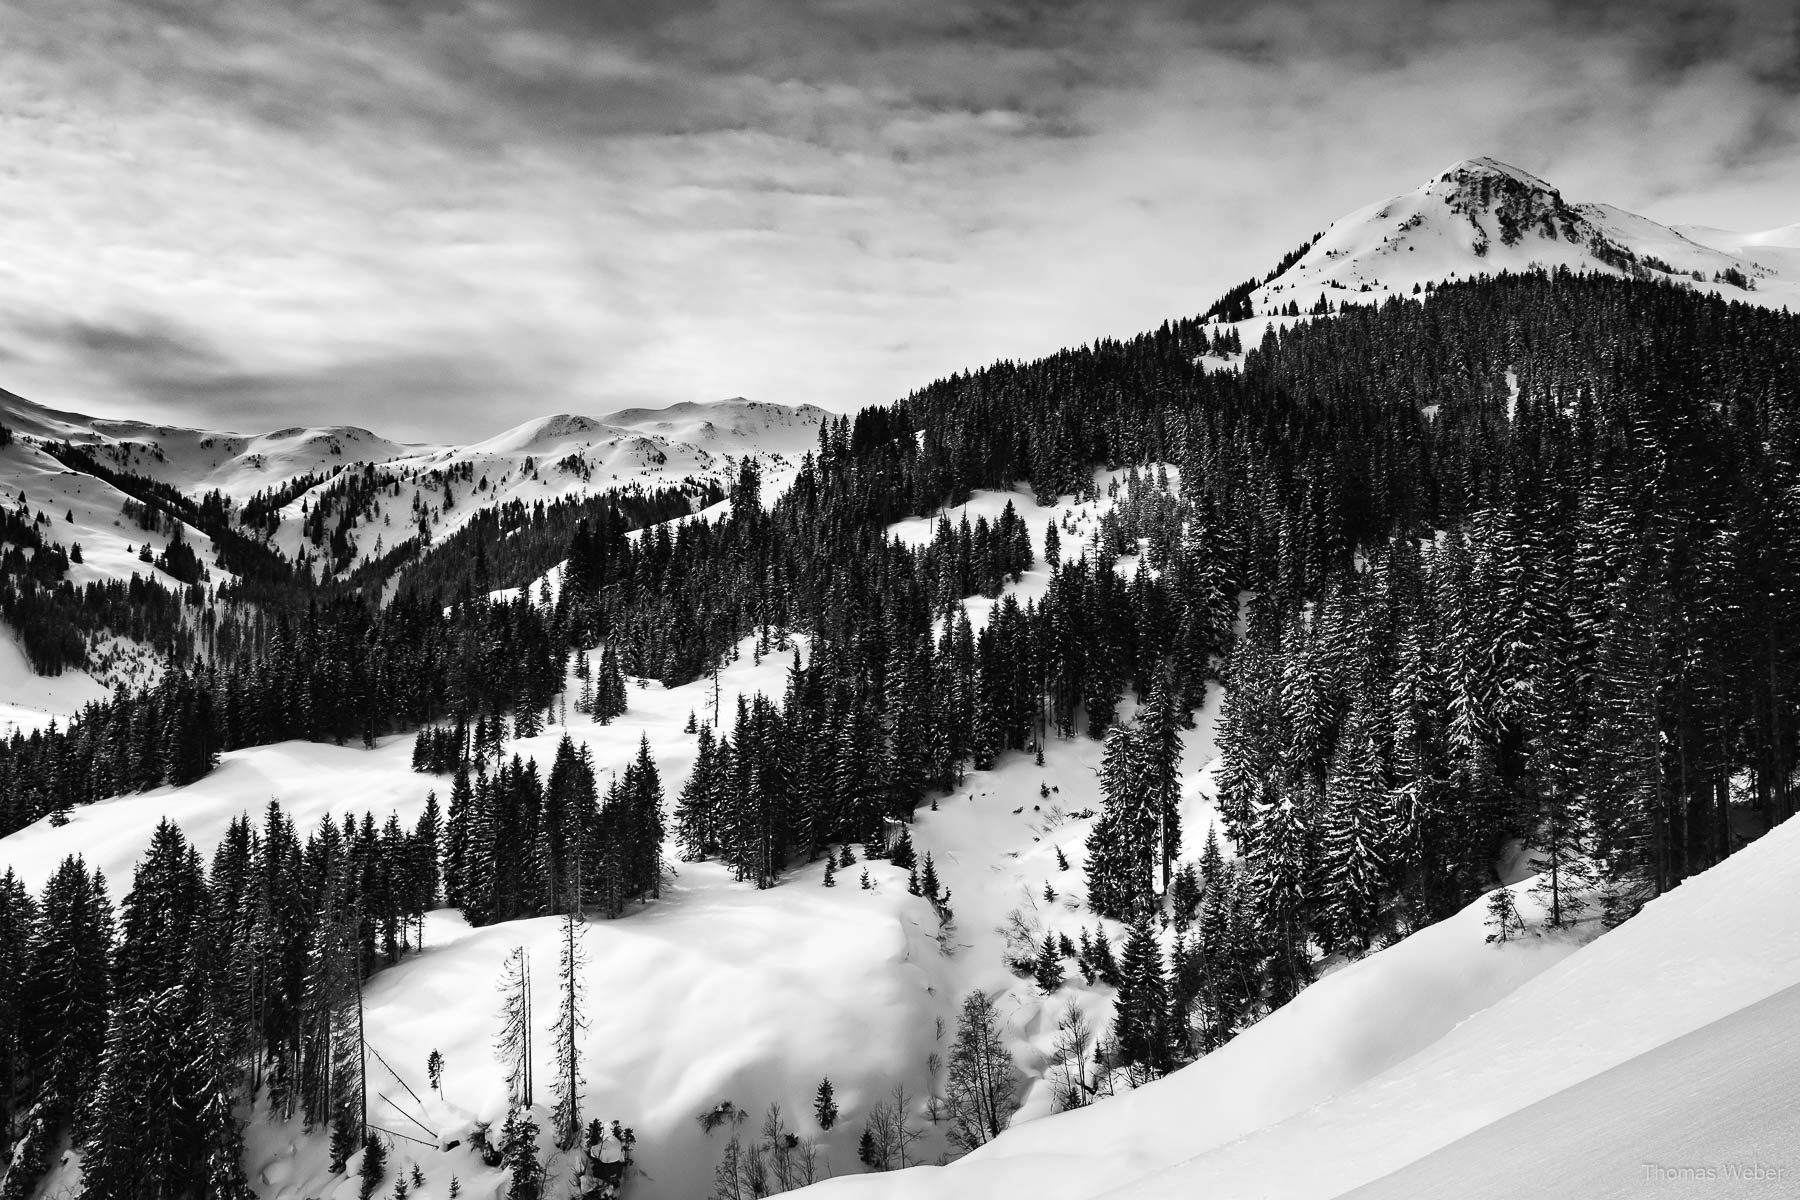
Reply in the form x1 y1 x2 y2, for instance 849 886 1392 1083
944 991 1019 1154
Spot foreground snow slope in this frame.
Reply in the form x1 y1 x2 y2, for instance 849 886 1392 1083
797 880 1587 1200
1109 807 1800 1199
1336 981 1800 1200
804 805 1800 1200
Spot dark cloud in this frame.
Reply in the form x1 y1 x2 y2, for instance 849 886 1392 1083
24 314 543 439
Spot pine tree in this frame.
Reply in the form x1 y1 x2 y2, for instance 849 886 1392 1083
1485 885 1526 944
330 1110 359 1173
918 852 939 900
1251 795 1314 1004
1112 918 1171 1073
359 1133 388 1200
0 870 35 1137
889 824 916 870
1033 933 1063 994
550 909 587 1150
501 1108 543 1200
79 986 251 1200
1084 724 1155 920
813 1077 837 1131
1318 698 1389 956
1089 926 1120 987
675 724 718 860
1169 862 1202 929
1137 664 1185 892
25 856 114 1119
411 792 442 943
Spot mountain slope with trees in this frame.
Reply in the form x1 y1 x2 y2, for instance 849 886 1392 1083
0 159 1794 1199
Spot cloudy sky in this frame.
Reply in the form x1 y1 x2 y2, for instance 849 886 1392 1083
0 0 1796 441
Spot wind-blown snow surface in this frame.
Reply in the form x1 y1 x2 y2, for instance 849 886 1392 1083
795 810 1800 1200
1337 983 1800 1200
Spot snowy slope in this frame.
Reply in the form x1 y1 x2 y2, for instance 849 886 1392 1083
792 884 1588 1200
1335 983 1800 1200
1244 158 1799 319
1676 221 1800 283
794 807 1800 1200
602 399 830 458
0 629 112 736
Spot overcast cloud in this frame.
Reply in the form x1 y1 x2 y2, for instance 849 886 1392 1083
0 0 1795 440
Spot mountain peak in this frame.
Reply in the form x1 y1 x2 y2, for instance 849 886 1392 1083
1432 156 1556 192
1238 156 1789 319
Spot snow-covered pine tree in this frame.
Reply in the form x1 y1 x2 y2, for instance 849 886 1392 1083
410 792 442 946
25 853 114 1103
0 870 34 1139
500 1107 542 1200
675 724 718 860
889 823 916 870
1084 725 1154 921
1112 917 1171 1073
1137 663 1185 893
358 1132 387 1199
1251 794 1314 1005
1318 696 1390 956
1034 933 1063 994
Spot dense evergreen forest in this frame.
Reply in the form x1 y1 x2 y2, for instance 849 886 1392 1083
0 268 1797 1196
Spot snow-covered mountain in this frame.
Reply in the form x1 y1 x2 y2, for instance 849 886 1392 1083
0 385 420 502
1243 157 1800 319
0 384 829 594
